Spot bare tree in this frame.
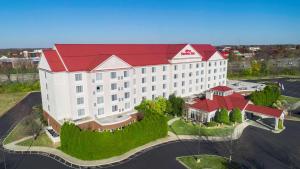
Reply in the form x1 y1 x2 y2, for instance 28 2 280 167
0 62 14 82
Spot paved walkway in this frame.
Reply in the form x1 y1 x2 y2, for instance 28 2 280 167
3 118 251 167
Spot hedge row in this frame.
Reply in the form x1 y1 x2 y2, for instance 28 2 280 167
0 81 40 93
60 112 168 160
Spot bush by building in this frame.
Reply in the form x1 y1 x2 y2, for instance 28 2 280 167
168 94 185 116
230 108 242 123
215 108 230 124
278 119 284 130
60 111 168 160
249 85 280 107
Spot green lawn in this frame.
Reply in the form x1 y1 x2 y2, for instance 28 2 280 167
227 75 300 80
169 119 234 136
177 155 241 169
3 115 42 145
0 92 27 117
17 132 56 148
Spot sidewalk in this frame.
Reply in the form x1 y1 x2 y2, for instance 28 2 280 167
3 118 250 167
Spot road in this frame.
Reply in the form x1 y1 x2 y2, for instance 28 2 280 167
1 93 300 169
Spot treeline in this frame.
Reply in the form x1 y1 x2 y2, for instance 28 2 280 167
60 111 168 160
249 85 281 107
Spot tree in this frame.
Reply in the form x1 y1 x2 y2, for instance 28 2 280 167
250 60 261 76
250 85 281 107
168 94 185 116
230 108 242 123
0 63 14 82
278 119 284 130
215 108 229 124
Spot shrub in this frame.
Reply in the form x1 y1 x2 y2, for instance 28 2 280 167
168 94 185 116
215 108 229 124
278 119 284 130
230 108 242 123
205 121 218 127
60 112 168 160
249 85 281 107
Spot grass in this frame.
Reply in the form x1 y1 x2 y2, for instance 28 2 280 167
3 115 42 145
177 154 241 169
165 114 175 121
17 132 56 148
169 119 234 136
0 92 27 117
228 74 300 80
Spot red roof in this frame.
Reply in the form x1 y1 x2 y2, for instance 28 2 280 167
245 104 283 118
43 44 226 72
189 92 248 112
43 50 66 72
211 86 232 92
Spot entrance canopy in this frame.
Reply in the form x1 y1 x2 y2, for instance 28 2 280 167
245 104 283 118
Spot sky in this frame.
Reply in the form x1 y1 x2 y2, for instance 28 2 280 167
1 0 300 48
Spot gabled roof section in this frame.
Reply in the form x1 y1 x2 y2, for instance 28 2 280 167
191 44 226 61
93 55 132 71
42 49 66 72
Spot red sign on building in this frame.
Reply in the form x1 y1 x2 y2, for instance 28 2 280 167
181 49 195 55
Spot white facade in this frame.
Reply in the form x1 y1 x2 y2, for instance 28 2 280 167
39 44 228 124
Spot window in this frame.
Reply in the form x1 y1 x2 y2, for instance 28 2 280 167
142 77 146 83
174 82 177 87
111 83 117 90
209 62 211 67
125 92 130 99
125 102 130 109
163 66 167 71
111 94 118 101
141 68 146 74
152 85 156 91
174 74 178 79
182 81 185 86
124 71 129 77
112 105 118 112
142 87 147 93
174 65 177 70
78 109 85 116
77 97 84 105
98 108 104 115
196 79 199 84
152 95 155 100
182 73 185 78
152 67 156 73
201 63 204 67
97 97 103 104
189 64 192 69
163 84 167 89
208 77 211 81
163 75 167 80
214 62 217 66
96 85 103 92
214 69 217 73
201 70 204 74
163 92 166 98
110 72 117 79
196 71 199 76
75 74 82 81
196 63 199 68
76 86 83 93
208 70 211 74
152 76 156 82
124 82 129 88
96 73 102 80
189 72 192 77
214 76 216 80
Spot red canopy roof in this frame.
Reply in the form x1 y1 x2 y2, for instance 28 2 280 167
245 104 283 118
211 86 232 92
43 44 226 72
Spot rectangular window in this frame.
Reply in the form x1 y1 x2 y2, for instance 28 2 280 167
163 66 167 71
110 72 117 79
201 70 204 74
182 81 185 86
174 74 178 79
152 76 156 82
163 92 166 98
182 73 185 78
209 62 211 67
201 63 204 67
196 79 199 84
189 72 192 77
208 70 211 74
196 63 199 68
96 85 103 92
174 65 177 70
112 94 118 101
75 74 82 81
97 97 104 104
174 82 177 87
124 71 129 77
152 86 156 91
124 82 129 88
189 64 192 69
125 102 130 109
142 87 147 93
152 67 156 73
112 105 118 112
111 83 117 90
163 75 167 80
142 77 146 83
76 86 83 93
163 84 167 89
77 97 84 105
196 71 199 76
141 68 146 74
78 109 85 116
96 73 102 80
125 92 130 99
214 69 217 73
98 108 104 115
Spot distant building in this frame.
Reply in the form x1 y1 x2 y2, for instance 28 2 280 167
249 47 261 52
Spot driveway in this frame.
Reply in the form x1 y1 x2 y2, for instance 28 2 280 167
1 93 300 169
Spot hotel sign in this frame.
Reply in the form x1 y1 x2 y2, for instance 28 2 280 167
181 49 195 56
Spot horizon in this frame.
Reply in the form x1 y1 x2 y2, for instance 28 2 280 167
1 0 300 48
